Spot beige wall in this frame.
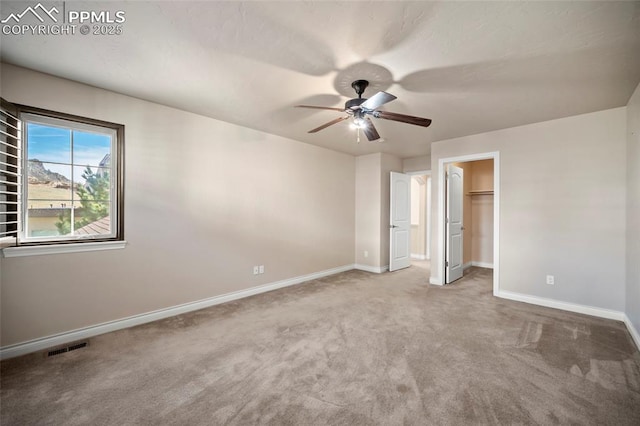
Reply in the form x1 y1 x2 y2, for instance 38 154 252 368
354 152 402 269
0 64 356 346
470 195 494 266
355 153 402 270
627 83 640 335
431 107 627 311
355 154 381 268
403 155 431 173
471 160 494 191
410 176 427 258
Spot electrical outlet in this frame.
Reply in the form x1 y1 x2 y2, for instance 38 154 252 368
364 251 368 258
546 275 555 285
253 266 259 275
259 265 264 274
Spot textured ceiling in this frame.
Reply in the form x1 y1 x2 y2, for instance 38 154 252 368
1 1 639 158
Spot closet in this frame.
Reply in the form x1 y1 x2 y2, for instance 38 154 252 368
455 159 494 270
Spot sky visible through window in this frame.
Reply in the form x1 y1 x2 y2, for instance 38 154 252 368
27 123 111 183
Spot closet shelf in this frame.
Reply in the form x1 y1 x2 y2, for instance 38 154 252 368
466 190 494 195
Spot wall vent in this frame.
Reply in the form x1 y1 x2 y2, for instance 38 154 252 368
46 341 89 357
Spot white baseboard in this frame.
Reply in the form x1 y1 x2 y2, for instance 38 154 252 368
623 314 640 352
471 261 493 269
495 290 625 321
463 261 493 269
429 277 444 286
0 264 355 360
355 264 389 274
411 254 427 260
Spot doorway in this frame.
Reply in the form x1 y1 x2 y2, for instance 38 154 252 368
435 152 500 294
389 170 431 273
410 173 431 262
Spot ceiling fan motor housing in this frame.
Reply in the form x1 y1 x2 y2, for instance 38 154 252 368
345 98 367 111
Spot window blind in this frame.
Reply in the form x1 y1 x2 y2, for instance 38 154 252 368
0 99 21 247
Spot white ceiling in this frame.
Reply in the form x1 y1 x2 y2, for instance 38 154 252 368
1 1 639 158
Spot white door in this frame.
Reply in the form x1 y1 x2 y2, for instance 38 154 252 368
445 164 464 283
389 172 411 271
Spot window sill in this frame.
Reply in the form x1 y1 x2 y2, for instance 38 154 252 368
1 240 127 258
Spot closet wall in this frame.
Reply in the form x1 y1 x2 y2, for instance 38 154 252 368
468 160 494 268
454 159 494 268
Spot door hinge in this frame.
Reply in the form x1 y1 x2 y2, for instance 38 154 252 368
445 261 449 267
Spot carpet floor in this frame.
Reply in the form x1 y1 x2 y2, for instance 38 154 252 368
1 264 639 425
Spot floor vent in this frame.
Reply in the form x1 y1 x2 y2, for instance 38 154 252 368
46 341 89 357
67 342 87 351
47 347 68 357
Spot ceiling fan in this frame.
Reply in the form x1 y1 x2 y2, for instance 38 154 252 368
296 79 432 142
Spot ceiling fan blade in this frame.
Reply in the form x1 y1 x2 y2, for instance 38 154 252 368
375 111 432 127
360 91 397 110
362 118 381 141
296 105 345 112
308 116 349 133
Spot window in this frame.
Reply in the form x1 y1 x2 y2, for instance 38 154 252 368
0 99 124 249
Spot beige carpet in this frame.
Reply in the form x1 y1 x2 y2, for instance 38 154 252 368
2 265 639 425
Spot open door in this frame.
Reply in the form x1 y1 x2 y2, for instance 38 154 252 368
445 164 464 283
389 172 411 271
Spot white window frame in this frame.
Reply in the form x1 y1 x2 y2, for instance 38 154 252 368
1 101 125 256
21 113 119 243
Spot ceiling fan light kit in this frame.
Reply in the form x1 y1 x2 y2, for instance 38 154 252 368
296 79 432 142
